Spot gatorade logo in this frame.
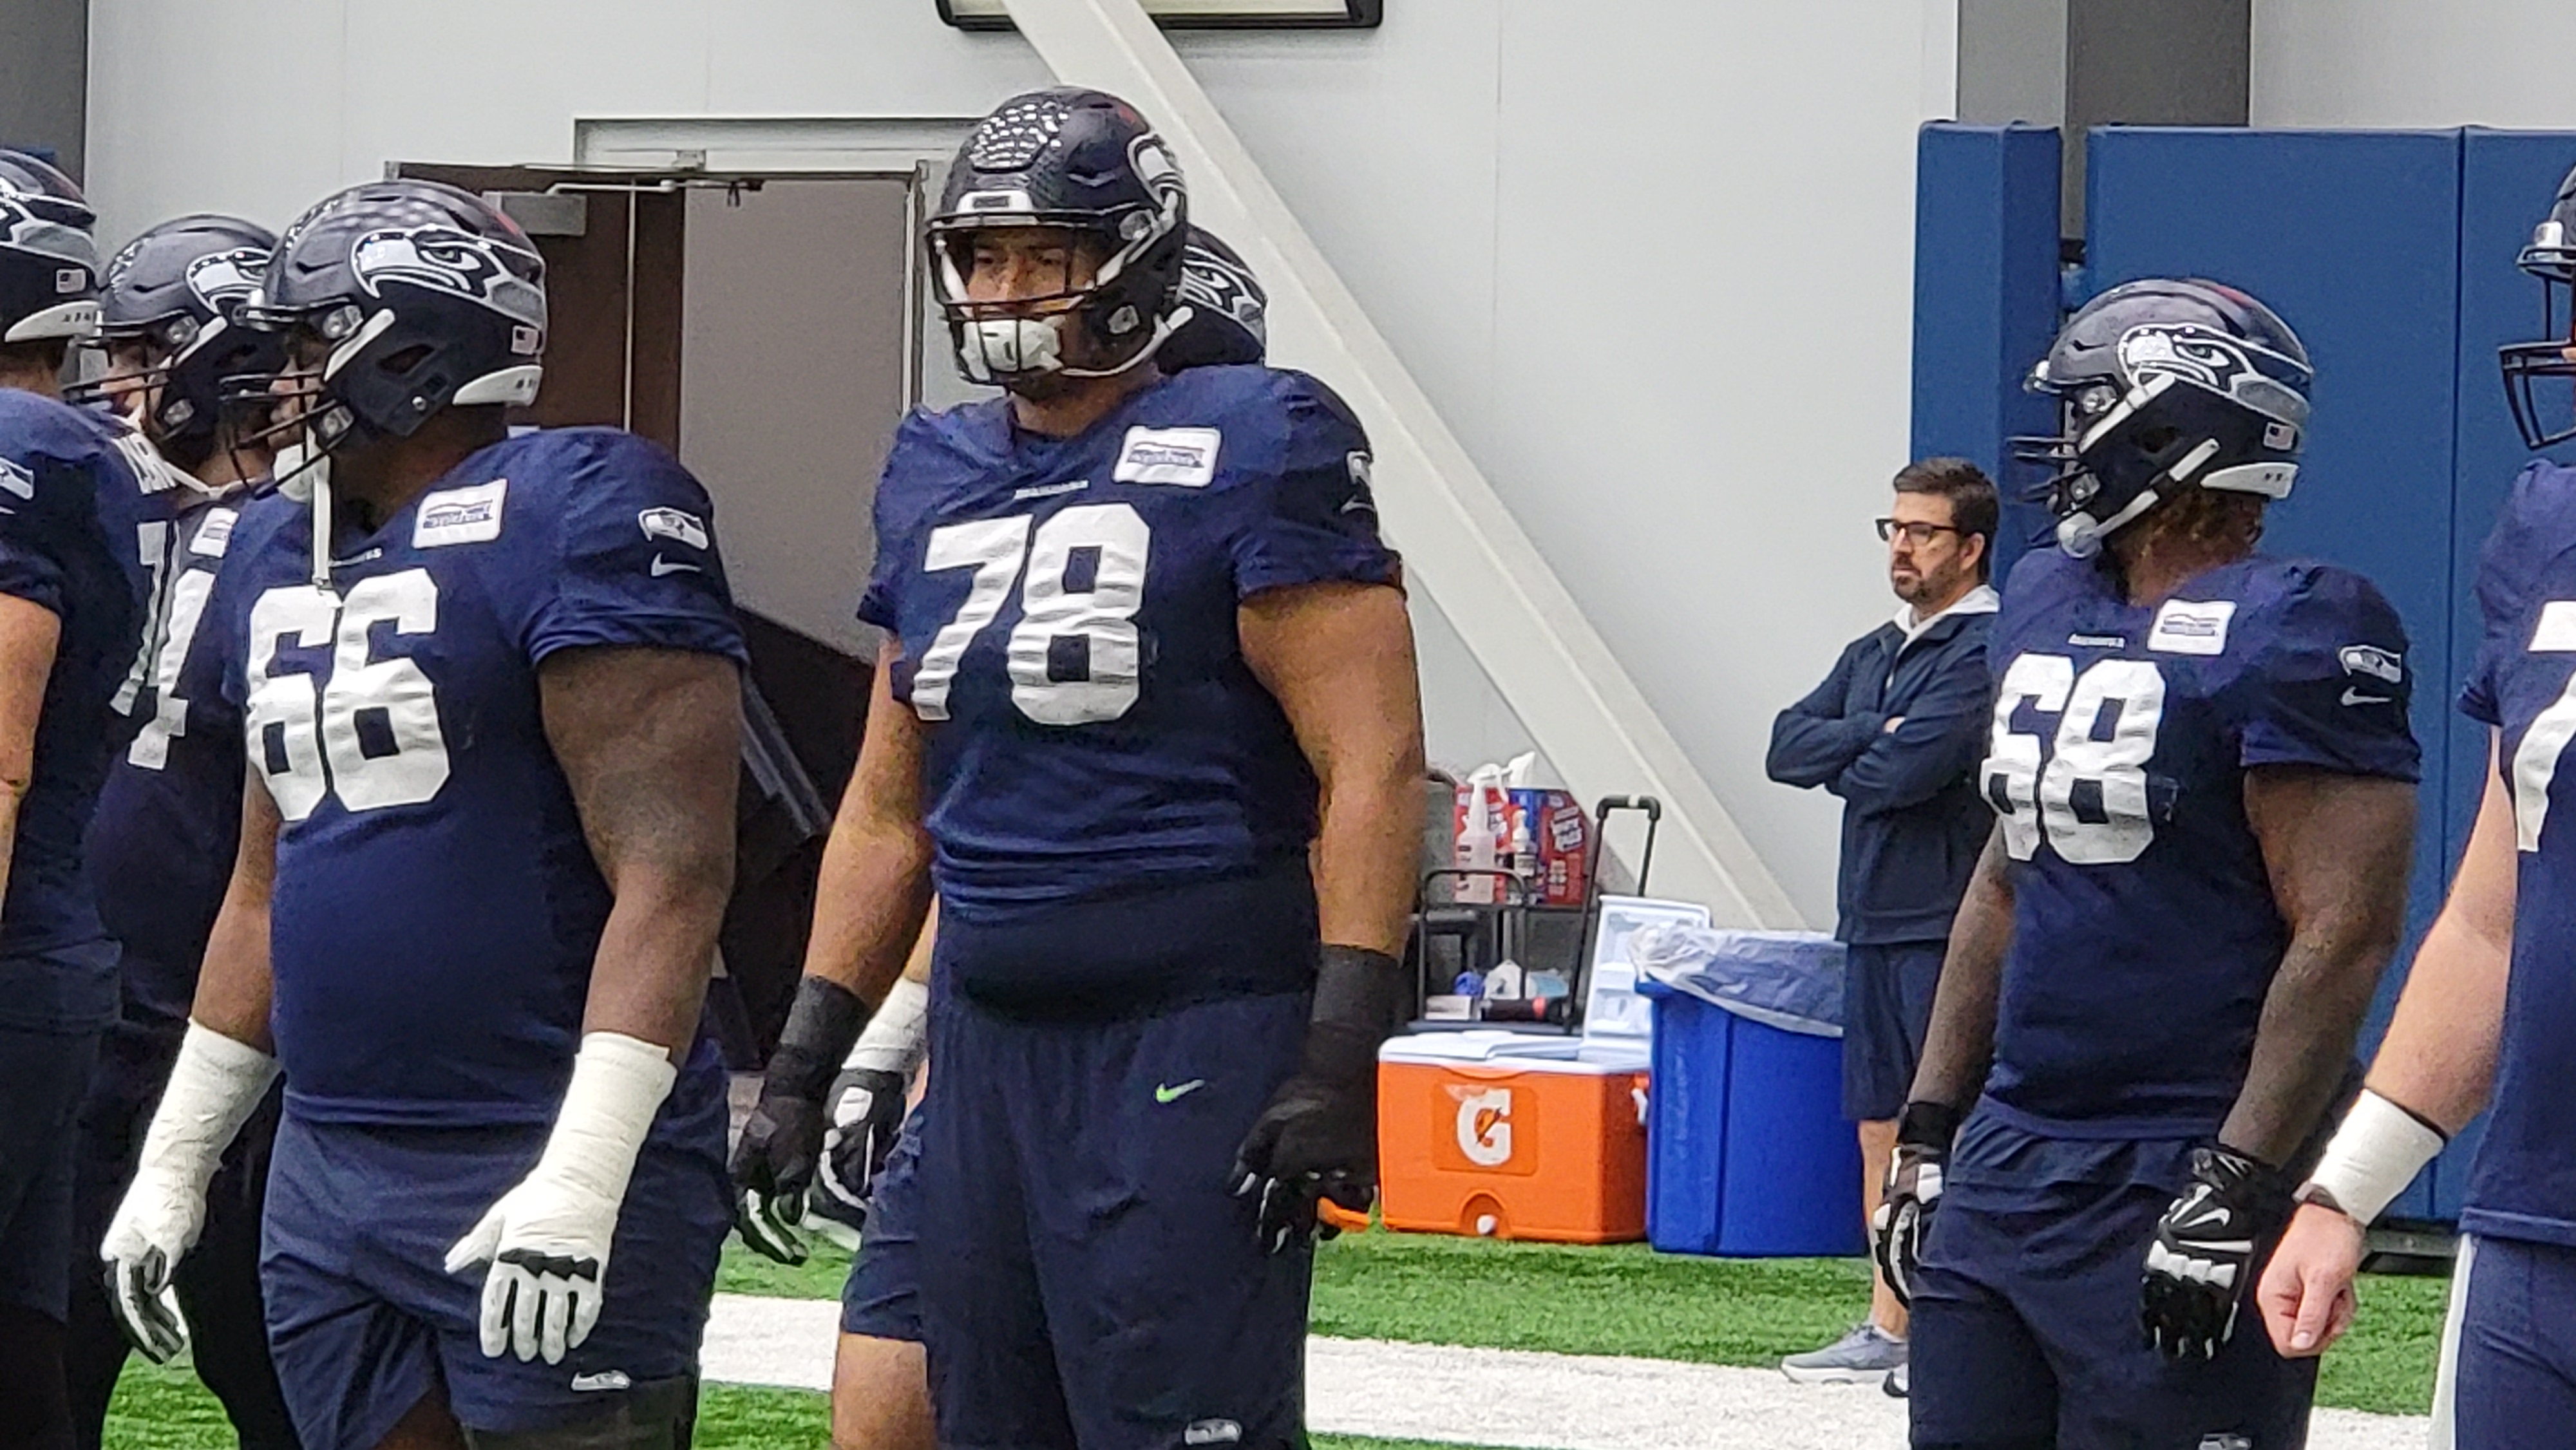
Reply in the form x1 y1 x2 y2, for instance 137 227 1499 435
1454 1088 1513 1167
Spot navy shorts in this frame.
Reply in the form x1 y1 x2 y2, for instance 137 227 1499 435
838 1103 924 1342
1842 940 1943 1122
2442 1234 2576 1447
0 1024 98 1321
916 984 1314 1450
260 1089 729 1450
1909 1118 2315 1448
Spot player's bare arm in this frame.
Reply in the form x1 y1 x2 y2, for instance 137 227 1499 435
0 591 59 905
734 639 934 1262
1229 577 1426 1250
2259 739 2515 1358
1240 578 1425 957
540 644 744 1054
100 777 285 1362
2224 766 2418 1164
1871 824 2012 1304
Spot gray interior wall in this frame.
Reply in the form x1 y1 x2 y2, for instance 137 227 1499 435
2253 0 2576 128
680 180 913 655
0 0 86 174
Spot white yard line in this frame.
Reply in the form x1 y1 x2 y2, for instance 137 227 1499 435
699 1294 2429 1449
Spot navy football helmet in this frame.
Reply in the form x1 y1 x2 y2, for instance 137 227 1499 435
2501 162 2576 451
927 88 1188 386
79 214 282 464
1162 225 1267 371
246 178 545 462
0 150 100 344
2014 278 2312 558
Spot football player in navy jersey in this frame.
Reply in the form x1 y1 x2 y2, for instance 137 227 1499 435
98 179 743 1450
0 151 172 1445
61 214 300 1450
2259 162 2576 1449
776 224 1278 1450
727 90 1423 1449
1871 279 2421 1445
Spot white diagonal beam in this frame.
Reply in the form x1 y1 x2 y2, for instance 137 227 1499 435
999 0 1801 927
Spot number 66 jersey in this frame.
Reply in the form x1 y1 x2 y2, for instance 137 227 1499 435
208 428 746 1129
1973 545 2419 1142
861 363 1397 933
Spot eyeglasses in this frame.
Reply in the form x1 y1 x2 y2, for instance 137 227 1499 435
1877 518 1965 546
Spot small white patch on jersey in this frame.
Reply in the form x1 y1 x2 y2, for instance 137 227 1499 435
2531 599 2576 652
1112 426 1221 487
412 478 507 548
2146 598 2236 656
649 554 701 577
0 457 30 500
190 508 238 558
569 1370 631 1393
1013 478 1090 502
2069 633 2128 648
1183 1421 1242 1446
637 505 708 551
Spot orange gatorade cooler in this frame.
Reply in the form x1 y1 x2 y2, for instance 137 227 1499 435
1375 1032 1648 1243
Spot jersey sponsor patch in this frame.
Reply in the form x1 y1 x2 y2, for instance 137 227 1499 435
1112 426 1221 487
2147 598 2236 656
2532 598 2576 652
413 479 507 548
636 505 707 551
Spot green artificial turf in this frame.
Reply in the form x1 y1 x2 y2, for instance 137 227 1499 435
101 1232 2449 1446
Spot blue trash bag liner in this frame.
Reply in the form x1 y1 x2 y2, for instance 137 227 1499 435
1627 927 1844 1038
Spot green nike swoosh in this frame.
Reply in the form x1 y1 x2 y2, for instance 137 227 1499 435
1154 1079 1208 1104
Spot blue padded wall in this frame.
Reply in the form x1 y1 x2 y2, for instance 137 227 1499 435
1909 123 2063 576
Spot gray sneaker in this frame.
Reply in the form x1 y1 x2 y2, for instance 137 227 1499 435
1779 1323 1907 1384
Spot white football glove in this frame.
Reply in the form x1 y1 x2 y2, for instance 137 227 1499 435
446 1032 675 1365
101 1024 279 1364
817 975 928 1216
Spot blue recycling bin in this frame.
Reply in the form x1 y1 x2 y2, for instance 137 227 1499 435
1640 972 1862 1257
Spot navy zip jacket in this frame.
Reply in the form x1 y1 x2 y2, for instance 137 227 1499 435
1768 596 1997 945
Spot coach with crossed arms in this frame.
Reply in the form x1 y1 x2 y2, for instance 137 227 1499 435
1765 458 2001 1393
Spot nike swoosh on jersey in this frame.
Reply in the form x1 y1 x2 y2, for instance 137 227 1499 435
2340 688 2393 706
650 554 702 577
1154 1079 1208 1104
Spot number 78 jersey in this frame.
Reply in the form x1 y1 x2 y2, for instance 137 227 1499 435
1976 546 2418 1137
860 364 1397 925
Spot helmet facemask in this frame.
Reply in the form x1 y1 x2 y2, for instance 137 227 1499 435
929 217 1186 391
2503 211 2576 451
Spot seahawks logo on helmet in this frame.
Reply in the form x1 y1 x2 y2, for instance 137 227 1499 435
349 225 542 326
1179 249 1263 336
0 196 93 270
2117 325 2259 393
184 248 268 312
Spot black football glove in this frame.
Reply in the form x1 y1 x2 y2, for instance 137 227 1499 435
731 976 869 1265
1871 1100 1959 1308
2142 1142 2293 1361
1229 945 1401 1255
817 1066 910 1221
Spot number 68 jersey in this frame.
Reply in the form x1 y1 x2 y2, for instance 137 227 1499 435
209 428 746 1128
860 364 1397 928
1976 545 2418 1139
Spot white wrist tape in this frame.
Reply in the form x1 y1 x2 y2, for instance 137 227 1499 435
844 975 929 1078
536 1033 679 1201
2303 1089 2448 1227
137 1024 280 1190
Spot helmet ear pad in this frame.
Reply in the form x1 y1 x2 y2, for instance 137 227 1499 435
319 290 540 440
2050 373 2299 555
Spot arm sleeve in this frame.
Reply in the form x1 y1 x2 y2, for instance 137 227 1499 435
524 435 748 666
1833 630 1996 813
1765 641 1882 787
1230 374 1402 599
2235 568 2421 782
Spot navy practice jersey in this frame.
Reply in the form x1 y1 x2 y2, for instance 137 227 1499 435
2461 461 2576 1247
860 364 1398 925
86 493 270 1039
1974 545 2418 1139
0 392 167 1031
210 429 744 1126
